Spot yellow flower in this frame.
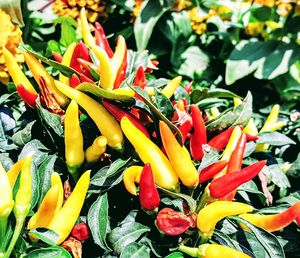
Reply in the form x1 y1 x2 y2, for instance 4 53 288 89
132 0 144 19
276 3 293 16
52 0 110 23
189 7 214 35
173 0 192 11
0 9 24 85
254 0 275 7
245 22 265 36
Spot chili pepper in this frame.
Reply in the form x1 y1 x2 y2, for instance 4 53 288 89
156 208 195 236
55 81 124 151
159 121 199 188
179 243 250 258
139 164 160 210
227 133 247 174
199 160 228 184
77 58 99 79
210 107 220 120
27 184 60 230
102 99 150 138
145 60 159 73
79 8 95 47
243 119 258 137
190 105 207 161
197 201 253 237
113 86 155 97
184 81 193 94
208 127 234 152
245 133 259 141
161 76 182 98
7 159 24 187
121 117 179 191
176 99 186 112
70 43 93 79
24 52 69 108
85 136 107 163
50 172 64 216
208 160 267 199
70 74 81 88
178 118 193 144
221 126 242 162
94 22 114 58
59 42 76 85
92 45 114 89
240 201 300 232
134 66 147 89
4 155 33 258
64 100 85 181
47 170 90 245
3 47 38 107
123 166 143 195
52 52 63 63
71 222 90 241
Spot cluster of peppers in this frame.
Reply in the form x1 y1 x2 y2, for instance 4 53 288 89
2 8 299 257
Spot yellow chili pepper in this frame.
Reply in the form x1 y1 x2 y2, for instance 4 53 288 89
221 126 242 162
47 170 90 245
24 52 69 108
92 45 114 90
111 35 127 84
85 136 107 163
7 159 24 187
79 8 95 47
64 100 85 180
50 172 64 216
179 243 250 258
159 120 199 188
59 42 76 85
55 80 124 151
123 166 143 195
113 87 155 97
121 117 179 191
2 47 37 95
197 201 253 237
161 76 182 98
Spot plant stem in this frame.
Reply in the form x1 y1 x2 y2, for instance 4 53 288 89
178 245 198 257
0 216 8 252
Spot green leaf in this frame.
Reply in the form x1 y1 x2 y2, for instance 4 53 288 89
199 148 220 170
120 242 150 258
191 88 241 103
126 50 149 76
286 153 300 178
88 193 111 251
206 91 252 132
19 139 49 166
165 252 185 258
257 132 296 146
76 82 135 103
29 229 60 245
12 121 35 147
153 90 174 119
60 20 77 47
264 164 291 189
232 216 286 258
24 246 72 258
237 180 266 204
30 162 40 210
134 0 169 51
108 222 150 255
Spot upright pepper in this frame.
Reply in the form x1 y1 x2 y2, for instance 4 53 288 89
221 126 242 162
199 160 228 184
240 202 300 232
121 117 179 191
79 8 95 47
3 47 38 107
47 170 90 245
7 159 24 187
55 81 124 150
94 22 114 58
64 100 85 181
69 43 92 79
59 42 76 85
50 172 64 216
179 244 250 258
133 66 147 89
208 160 267 199
161 76 182 98
208 127 234 152
112 35 127 89
197 201 253 238
190 105 207 161
159 121 199 188
139 164 160 211
85 136 107 163
123 166 143 196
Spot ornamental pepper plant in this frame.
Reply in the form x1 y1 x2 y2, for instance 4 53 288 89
0 2 299 258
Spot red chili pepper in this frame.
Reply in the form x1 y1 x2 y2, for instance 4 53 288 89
184 81 193 94
70 42 92 79
134 66 147 89
102 99 150 138
113 37 127 89
70 74 81 88
208 160 267 199
94 22 114 58
71 222 90 241
156 208 194 235
189 105 207 161
199 160 228 184
52 52 63 63
178 119 193 143
145 60 159 73
227 133 247 174
79 74 94 84
245 133 259 142
16 84 38 107
139 164 160 211
208 127 235 152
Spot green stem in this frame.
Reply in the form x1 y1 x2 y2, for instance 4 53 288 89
3 217 25 258
196 189 210 213
178 245 199 257
0 216 8 252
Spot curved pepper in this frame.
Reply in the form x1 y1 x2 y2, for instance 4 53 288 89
133 66 147 89
50 172 64 216
64 100 85 181
47 170 90 245
199 160 228 184
161 76 182 98
208 160 267 199
121 117 179 191
24 52 69 108
59 42 76 85
94 22 114 58
190 105 207 161
240 202 300 232
102 99 150 138
159 121 199 188
123 166 143 195
179 243 250 258
221 126 242 163
52 52 63 63
85 136 107 163
70 43 92 79
7 159 24 187
208 127 234 152
112 35 127 89
139 164 160 210
79 8 95 47
197 201 253 237
55 80 124 150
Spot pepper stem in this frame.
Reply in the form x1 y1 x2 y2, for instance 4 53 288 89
0 216 8 252
196 188 211 213
178 245 199 257
3 217 25 258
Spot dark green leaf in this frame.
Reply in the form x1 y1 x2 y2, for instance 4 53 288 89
88 193 111 251
199 148 220 170
30 161 40 210
191 88 241 103
153 90 174 119
12 121 35 147
29 229 60 245
286 153 300 178
264 164 291 188
257 132 296 146
165 252 184 258
120 242 150 258
24 246 72 258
